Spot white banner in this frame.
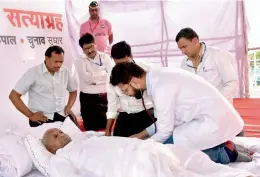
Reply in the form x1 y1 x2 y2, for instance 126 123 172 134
0 0 72 133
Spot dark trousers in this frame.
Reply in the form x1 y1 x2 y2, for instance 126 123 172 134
203 141 238 164
113 108 156 137
29 112 79 128
80 92 108 131
203 143 230 164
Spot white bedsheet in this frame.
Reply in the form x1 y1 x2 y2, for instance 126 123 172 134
4 134 260 177
49 136 253 177
229 137 260 175
23 170 45 177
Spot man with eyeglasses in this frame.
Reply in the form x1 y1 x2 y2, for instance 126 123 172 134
80 1 113 52
109 62 253 164
75 33 114 131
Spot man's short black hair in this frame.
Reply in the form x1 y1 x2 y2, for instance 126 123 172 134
175 27 199 42
45 45 64 57
111 41 132 59
110 62 146 86
79 33 95 48
89 1 99 8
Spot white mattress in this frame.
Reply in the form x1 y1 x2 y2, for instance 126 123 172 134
23 170 44 177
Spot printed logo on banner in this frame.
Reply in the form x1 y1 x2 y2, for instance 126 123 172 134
0 8 64 48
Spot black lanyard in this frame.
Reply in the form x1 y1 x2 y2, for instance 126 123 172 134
89 55 103 66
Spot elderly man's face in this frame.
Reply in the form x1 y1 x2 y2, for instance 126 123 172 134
42 128 71 154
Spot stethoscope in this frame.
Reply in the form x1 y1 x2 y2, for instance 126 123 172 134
88 55 103 66
186 42 207 69
136 84 157 134
141 95 157 134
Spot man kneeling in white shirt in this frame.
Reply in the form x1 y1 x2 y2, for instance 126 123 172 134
109 62 252 164
42 128 254 177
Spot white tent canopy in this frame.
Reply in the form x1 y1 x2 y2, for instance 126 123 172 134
67 0 249 96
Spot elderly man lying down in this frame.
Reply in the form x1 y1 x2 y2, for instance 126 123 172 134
43 128 254 177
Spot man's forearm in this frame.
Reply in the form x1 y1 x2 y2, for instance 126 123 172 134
9 91 33 118
138 129 149 139
66 91 77 109
106 119 115 133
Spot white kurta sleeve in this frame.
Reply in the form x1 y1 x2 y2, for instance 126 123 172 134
146 123 156 136
215 51 238 101
150 86 175 143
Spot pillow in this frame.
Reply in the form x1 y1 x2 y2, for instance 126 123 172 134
59 117 83 140
24 134 52 177
0 133 33 177
0 143 18 177
24 117 83 177
0 121 63 177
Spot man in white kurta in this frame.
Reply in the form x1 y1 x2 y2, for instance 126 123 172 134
109 62 244 164
43 129 253 177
